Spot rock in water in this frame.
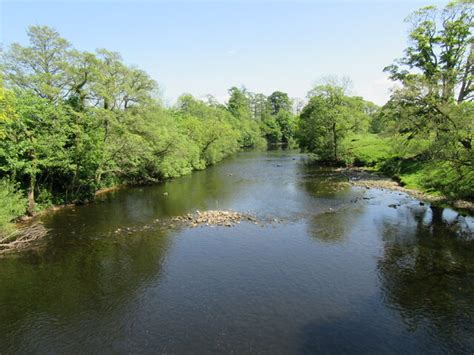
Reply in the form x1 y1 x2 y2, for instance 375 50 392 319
172 210 256 227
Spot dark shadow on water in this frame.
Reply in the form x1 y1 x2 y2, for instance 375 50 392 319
377 205 474 352
299 317 405 354
0 228 172 353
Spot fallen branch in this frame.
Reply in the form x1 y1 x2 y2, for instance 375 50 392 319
0 223 49 254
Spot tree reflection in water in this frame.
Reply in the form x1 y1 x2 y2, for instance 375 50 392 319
378 205 474 350
0 228 172 353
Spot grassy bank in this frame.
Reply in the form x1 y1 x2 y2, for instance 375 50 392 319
343 134 474 202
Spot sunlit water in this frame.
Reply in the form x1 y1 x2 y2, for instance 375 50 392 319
1 151 473 353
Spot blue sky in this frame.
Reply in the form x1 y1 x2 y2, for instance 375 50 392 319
1 0 447 105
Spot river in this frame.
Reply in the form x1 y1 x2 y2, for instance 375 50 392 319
1 150 473 353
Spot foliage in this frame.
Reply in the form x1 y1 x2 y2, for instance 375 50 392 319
267 91 292 115
0 84 17 138
242 89 297 146
1 0 472 240
227 87 252 120
297 81 373 162
0 25 271 234
380 0 474 199
0 179 27 235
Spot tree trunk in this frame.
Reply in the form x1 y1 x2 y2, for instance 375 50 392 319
332 122 337 161
458 45 472 103
27 174 36 216
430 205 444 225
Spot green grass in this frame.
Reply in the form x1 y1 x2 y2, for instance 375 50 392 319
342 134 468 199
343 133 393 167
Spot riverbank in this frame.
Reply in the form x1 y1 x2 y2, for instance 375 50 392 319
342 133 474 213
3 149 472 255
339 167 474 214
0 149 254 253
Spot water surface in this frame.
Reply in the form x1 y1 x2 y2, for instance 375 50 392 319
1 151 473 353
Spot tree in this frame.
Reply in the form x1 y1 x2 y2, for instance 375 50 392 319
2 25 71 102
260 113 282 143
0 82 17 139
248 92 268 120
275 110 296 144
382 0 473 197
227 86 251 119
267 91 292 115
0 93 72 213
0 179 27 236
65 50 99 110
385 1 473 103
177 95 240 165
298 82 363 162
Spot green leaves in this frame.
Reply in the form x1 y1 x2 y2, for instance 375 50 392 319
0 84 17 139
387 1 473 102
298 81 373 162
2 26 71 102
0 179 27 235
378 1 474 199
227 86 252 120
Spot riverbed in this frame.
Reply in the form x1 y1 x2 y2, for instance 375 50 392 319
1 150 473 353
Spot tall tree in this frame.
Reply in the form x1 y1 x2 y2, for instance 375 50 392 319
0 81 17 139
385 1 473 103
382 0 473 196
227 86 251 119
298 81 368 161
2 26 71 102
0 93 72 213
248 92 268 120
267 91 292 115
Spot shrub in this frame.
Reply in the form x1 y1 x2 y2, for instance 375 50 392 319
0 179 27 236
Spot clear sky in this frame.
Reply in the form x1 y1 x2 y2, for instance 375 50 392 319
1 0 447 106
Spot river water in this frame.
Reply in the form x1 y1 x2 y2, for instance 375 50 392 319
1 151 473 353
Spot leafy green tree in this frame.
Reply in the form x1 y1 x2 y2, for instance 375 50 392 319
177 95 240 164
267 91 296 144
65 50 99 110
0 82 17 139
260 113 282 143
0 93 72 213
298 82 366 161
385 1 473 103
227 86 252 120
382 0 473 197
275 110 297 144
267 91 292 115
2 25 71 102
248 92 268 120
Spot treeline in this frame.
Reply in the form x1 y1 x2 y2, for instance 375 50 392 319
298 0 473 200
0 26 296 233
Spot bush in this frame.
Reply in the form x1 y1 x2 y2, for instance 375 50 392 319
0 179 27 236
